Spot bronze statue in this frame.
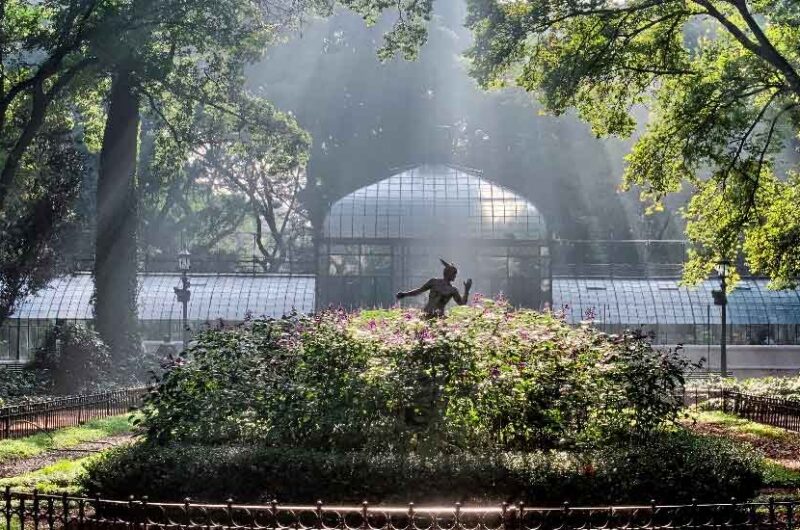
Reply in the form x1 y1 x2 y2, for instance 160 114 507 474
396 259 472 317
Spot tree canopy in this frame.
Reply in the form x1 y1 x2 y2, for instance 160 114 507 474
352 0 800 287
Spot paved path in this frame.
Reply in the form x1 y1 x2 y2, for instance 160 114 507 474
0 434 135 477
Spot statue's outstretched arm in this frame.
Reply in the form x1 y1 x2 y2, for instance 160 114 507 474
397 279 433 299
453 278 472 305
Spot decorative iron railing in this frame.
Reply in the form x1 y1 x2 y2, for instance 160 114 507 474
722 390 800 432
3 489 800 530
0 387 147 440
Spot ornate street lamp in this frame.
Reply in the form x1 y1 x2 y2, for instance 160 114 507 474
712 260 731 377
174 249 191 350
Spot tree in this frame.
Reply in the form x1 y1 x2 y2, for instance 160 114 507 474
0 1 106 323
186 98 311 272
139 94 311 272
86 0 320 364
345 0 800 286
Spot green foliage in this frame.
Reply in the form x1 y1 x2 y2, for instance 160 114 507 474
0 0 328 330
336 0 800 286
0 414 135 464
1 455 100 494
0 370 48 404
691 410 793 440
29 323 111 394
143 300 691 452
762 460 800 489
81 430 763 504
139 91 311 272
92 302 765 504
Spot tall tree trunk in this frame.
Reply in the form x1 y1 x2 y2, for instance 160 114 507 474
94 66 141 371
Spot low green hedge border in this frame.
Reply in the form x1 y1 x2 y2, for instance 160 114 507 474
81 430 763 505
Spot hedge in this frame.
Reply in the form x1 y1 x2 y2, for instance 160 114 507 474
81 430 763 505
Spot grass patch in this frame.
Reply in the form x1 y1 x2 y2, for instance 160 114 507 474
762 460 800 488
0 414 136 464
689 411 791 440
0 455 98 494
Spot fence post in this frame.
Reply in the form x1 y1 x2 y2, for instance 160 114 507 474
722 390 728 413
768 497 775 528
32 489 39 530
4 486 10 530
141 496 149 530
61 492 68 530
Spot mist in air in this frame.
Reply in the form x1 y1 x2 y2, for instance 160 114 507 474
246 0 682 262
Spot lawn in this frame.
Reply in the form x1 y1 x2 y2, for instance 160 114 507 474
0 455 99 494
0 414 135 464
686 410 800 493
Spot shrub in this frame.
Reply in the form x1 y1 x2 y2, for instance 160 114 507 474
80 430 763 505
0 369 48 405
143 300 692 452
31 323 111 394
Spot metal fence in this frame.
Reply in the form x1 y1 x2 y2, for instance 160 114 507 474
0 387 147 440
722 390 800 432
5 489 800 530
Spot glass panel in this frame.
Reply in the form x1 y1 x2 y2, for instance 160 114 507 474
361 255 391 275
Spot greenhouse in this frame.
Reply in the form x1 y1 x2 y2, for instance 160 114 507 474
319 164 552 309
0 273 316 362
553 278 800 345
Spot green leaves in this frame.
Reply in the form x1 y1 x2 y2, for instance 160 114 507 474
330 0 800 286
141 300 691 453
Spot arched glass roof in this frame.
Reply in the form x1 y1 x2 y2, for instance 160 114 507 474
553 278 800 326
324 164 546 240
11 273 316 321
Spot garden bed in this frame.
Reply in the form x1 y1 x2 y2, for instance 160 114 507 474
81 302 770 504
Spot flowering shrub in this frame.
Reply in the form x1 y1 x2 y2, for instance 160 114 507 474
142 299 691 452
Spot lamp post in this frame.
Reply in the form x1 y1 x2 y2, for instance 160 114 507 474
174 249 191 350
712 260 731 377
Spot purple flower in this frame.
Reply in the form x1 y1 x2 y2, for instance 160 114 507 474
417 328 434 342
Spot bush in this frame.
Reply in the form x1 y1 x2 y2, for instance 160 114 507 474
30 323 111 394
0 369 49 405
143 301 692 452
80 430 763 505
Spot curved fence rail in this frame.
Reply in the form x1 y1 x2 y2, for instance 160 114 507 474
0 387 147 440
722 390 800 432
3 490 800 530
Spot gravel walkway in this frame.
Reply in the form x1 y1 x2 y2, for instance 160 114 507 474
0 434 135 478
